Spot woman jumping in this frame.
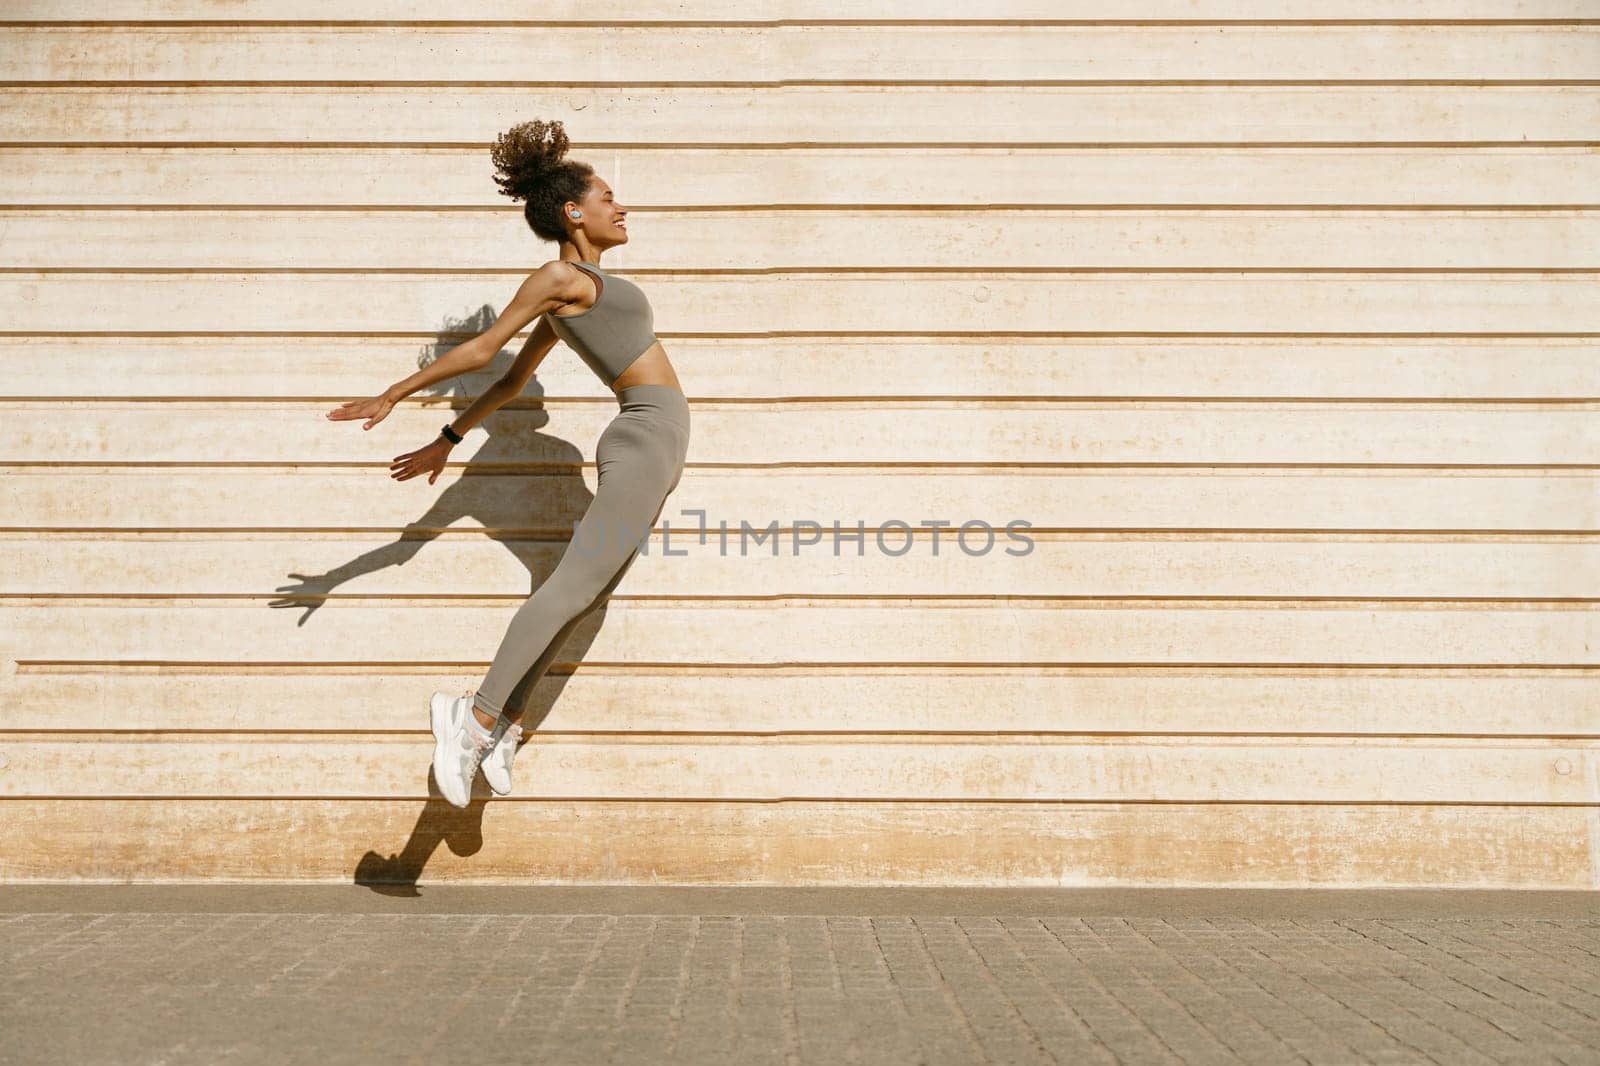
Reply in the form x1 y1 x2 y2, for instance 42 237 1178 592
327 118 690 807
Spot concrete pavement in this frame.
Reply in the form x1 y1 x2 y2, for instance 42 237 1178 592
2 887 1597 1065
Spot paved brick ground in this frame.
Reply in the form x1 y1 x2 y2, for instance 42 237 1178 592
2 888 1597 1065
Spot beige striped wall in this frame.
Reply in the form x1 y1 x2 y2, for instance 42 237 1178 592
2 3 1597 887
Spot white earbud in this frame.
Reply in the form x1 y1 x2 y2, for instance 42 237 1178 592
569 211 581 219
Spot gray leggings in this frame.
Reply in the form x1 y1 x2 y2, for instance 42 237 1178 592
472 384 690 721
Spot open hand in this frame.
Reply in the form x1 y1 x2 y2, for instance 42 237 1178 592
327 393 397 430
391 437 453 484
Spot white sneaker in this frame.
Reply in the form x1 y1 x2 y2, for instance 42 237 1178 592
430 691 486 808
479 714 524 797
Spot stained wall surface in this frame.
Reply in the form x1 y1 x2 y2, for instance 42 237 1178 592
1 3 1597 886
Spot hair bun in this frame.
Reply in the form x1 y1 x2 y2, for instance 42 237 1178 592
490 118 572 203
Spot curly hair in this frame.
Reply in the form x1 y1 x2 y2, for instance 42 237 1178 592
489 118 596 244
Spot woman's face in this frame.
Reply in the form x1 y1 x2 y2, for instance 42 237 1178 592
578 180 628 248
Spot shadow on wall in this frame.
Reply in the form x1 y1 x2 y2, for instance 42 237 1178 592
268 303 622 894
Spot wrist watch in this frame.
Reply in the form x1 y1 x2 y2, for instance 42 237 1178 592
439 423 463 445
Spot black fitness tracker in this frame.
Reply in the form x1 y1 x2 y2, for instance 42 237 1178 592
439 423 464 445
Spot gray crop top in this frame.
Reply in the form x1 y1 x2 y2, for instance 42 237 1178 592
544 260 660 387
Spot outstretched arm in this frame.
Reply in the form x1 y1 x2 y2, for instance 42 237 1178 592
389 309 565 485
326 261 577 430
441 315 561 439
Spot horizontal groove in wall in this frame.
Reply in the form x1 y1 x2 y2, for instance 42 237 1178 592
12 205 1600 216
6 204 1600 211
15 662 1597 675
3 731 1596 745
10 266 1600 275
12 260 1600 270
15 397 1600 414
8 19 1600 26
6 529 1594 539
5 461 1595 470
6 144 1594 153
4 332 1599 339
4 729 1597 740
7 142 1600 150
8 79 1600 88
3 594 1593 606
0 796 1589 806
8 396 1595 405
558 251 1543 272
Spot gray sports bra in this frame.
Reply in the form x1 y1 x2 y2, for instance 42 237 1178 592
544 260 660 387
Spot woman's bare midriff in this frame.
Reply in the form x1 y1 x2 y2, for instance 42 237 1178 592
610 341 682 394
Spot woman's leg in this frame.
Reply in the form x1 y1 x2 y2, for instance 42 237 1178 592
471 404 687 725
